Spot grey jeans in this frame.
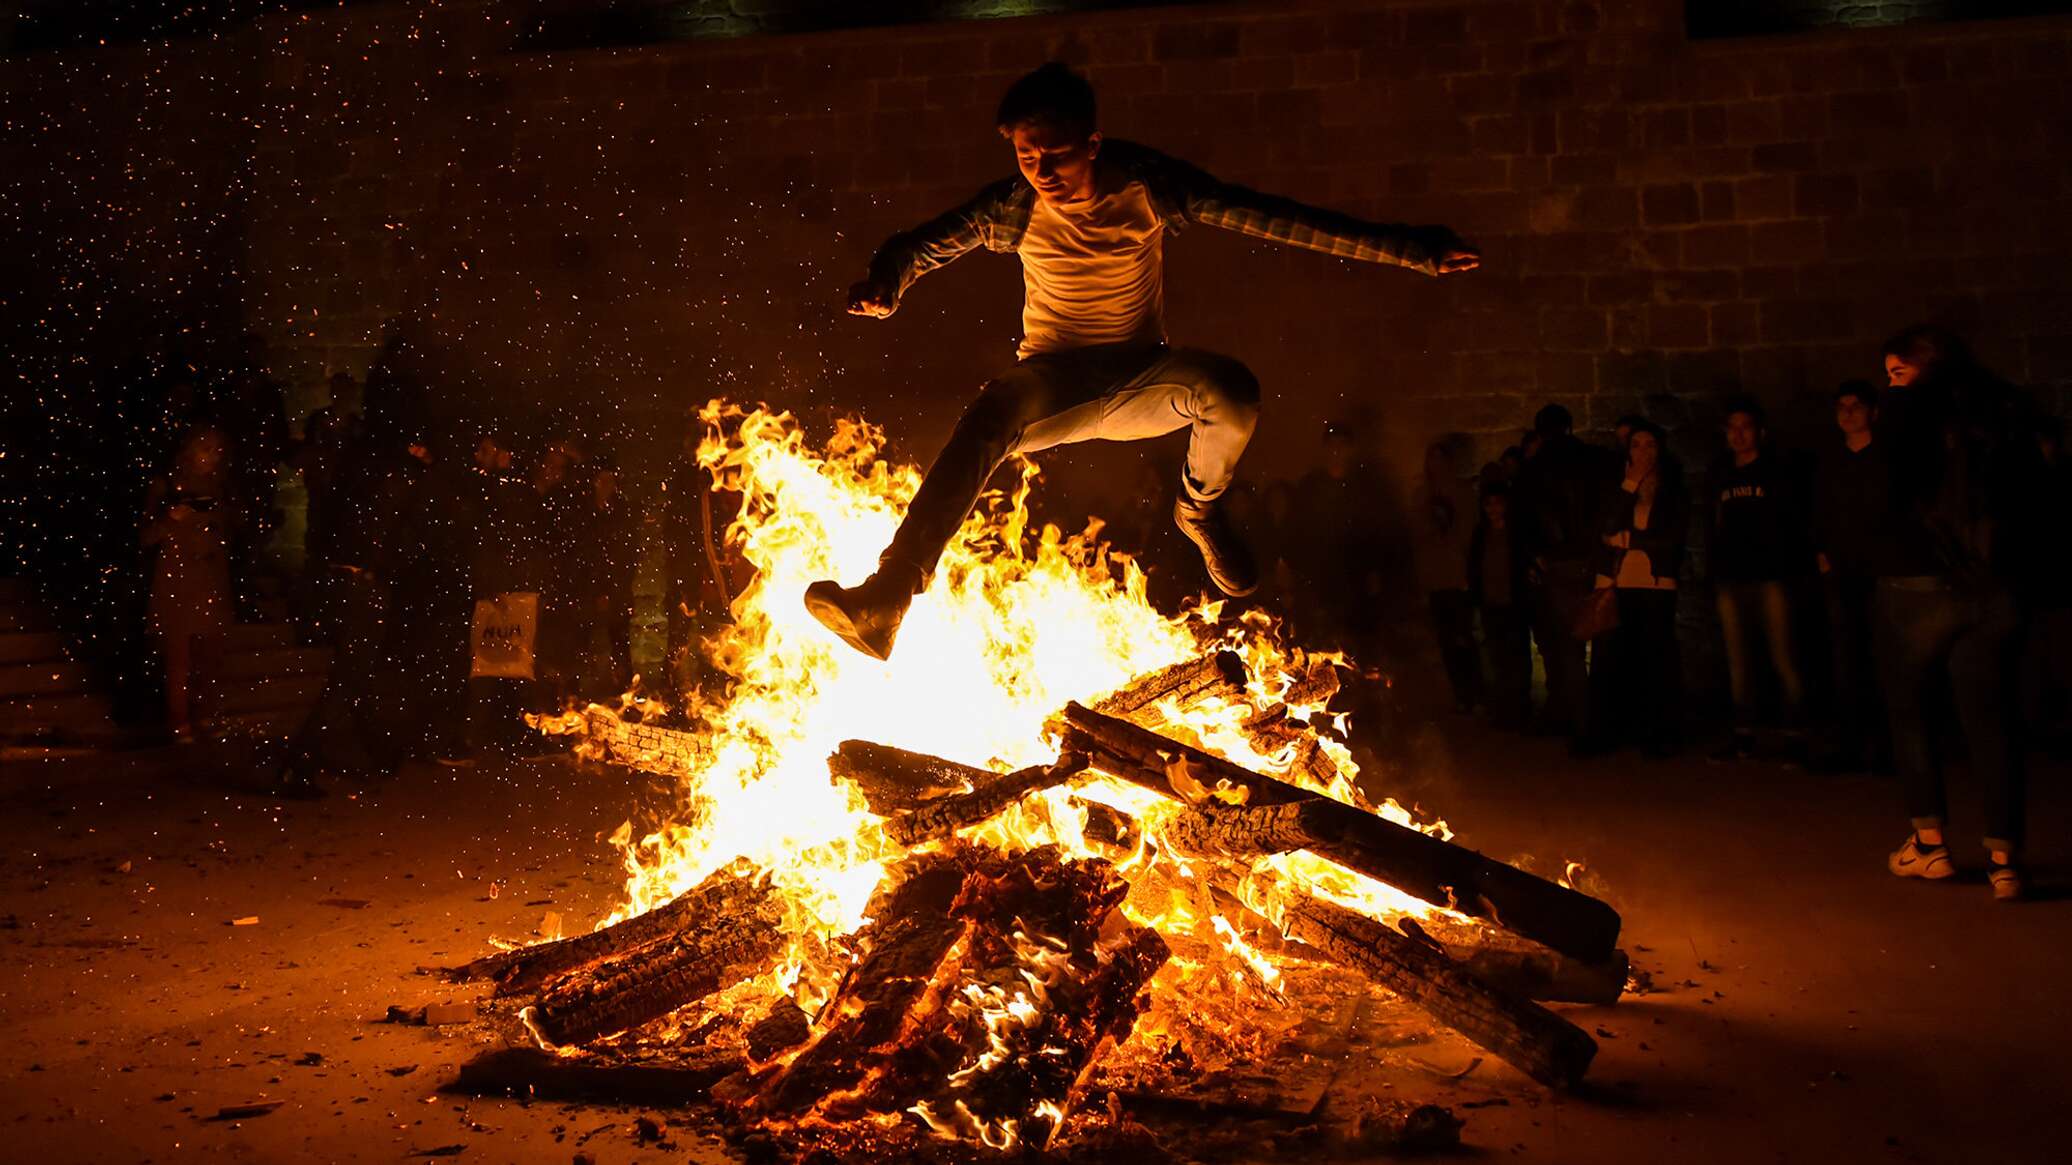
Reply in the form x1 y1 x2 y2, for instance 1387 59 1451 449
884 342 1261 581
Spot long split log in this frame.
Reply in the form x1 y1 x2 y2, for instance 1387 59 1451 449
1273 890 1597 1088
1060 702 1623 964
1406 916 1628 1006
447 862 767 997
829 743 1088 845
528 887 787 1046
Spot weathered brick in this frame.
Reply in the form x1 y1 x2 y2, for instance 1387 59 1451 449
1539 306 1608 350
1404 7 1470 45
1751 142 1820 173
1597 352 1667 395
1647 303 1710 348
1682 224 1749 268
1830 90 1908 136
1294 51 1359 88
1793 173 1859 217
1750 219 1824 265
1699 180 1735 221
1734 175 1793 220
1588 271 1656 305
1641 183 1701 226
1154 23 1241 61
1710 302 1761 347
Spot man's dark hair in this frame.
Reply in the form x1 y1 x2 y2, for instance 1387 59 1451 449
996 63 1097 138
1533 403 1573 436
1721 394 1766 428
1834 379 1879 409
1614 413 1646 432
1882 324 1972 379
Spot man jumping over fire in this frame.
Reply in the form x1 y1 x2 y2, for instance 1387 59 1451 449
807 63 1481 659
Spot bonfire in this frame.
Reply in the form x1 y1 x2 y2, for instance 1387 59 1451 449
446 402 1625 1160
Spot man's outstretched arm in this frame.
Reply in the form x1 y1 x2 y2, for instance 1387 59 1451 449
850 179 1023 317
1150 151 1479 276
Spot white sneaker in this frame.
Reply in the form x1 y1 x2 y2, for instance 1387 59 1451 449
1888 834 1955 880
1989 863 2024 902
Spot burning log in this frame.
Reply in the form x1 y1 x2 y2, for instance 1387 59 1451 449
1406 917 1629 1007
1270 890 1597 1089
1135 801 1598 1088
754 852 976 1117
1059 702 1623 964
1093 650 1248 719
829 742 1090 844
528 887 788 1047
447 862 772 997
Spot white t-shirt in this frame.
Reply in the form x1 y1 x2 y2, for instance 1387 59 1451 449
1016 181 1165 359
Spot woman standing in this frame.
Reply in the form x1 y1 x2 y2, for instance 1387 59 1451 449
1585 423 1689 756
141 423 237 743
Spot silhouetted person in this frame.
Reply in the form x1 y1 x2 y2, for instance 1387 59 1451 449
1875 326 2045 901
1468 486 1531 731
1516 404 1605 743
452 431 546 761
141 422 235 743
1414 441 1481 714
805 62 1480 659
572 458 638 697
219 332 288 616
275 435 413 797
1705 397 1811 763
1811 380 1897 773
1291 423 1388 651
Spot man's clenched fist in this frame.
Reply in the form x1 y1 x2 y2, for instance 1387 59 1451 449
846 280 897 318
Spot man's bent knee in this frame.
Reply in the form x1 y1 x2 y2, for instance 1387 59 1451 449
1171 349 1262 418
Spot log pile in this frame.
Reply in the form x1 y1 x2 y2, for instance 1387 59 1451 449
451 649 1628 1154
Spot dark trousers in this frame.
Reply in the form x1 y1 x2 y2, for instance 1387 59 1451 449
884 343 1259 582
286 570 396 779
1529 564 1592 735
1587 588 1682 752
1479 602 1532 730
1823 569 1888 765
1715 578 1807 734
1875 579 2024 853
1428 589 1483 710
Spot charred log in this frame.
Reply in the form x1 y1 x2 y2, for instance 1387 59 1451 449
1059 702 1623 964
1093 650 1248 720
753 851 976 1117
830 743 1089 845
1272 891 1598 1089
444 1047 740 1107
1405 917 1628 1006
528 890 787 1046
446 862 768 997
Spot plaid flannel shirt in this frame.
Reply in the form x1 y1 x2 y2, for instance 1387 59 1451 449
867 138 1455 304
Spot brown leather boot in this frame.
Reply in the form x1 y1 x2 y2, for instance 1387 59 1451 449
1173 496 1259 598
803 563 925 660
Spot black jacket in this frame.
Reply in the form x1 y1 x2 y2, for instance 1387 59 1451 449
1599 465 1690 584
1706 452 1811 582
1878 372 2047 594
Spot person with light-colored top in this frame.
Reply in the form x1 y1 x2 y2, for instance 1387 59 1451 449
804 62 1480 661
1582 422 1689 756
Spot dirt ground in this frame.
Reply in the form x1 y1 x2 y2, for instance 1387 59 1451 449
1 725 2065 1164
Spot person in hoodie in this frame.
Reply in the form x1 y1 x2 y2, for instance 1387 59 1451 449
1875 326 2047 902
1705 397 1812 762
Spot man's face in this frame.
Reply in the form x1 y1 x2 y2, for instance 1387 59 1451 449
1835 394 1875 437
1724 413 1761 457
1484 495 1507 529
1009 121 1101 206
1885 354 1918 388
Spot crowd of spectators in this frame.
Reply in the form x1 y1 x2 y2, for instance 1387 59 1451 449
1392 325 2065 900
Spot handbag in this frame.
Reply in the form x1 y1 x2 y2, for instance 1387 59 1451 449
1569 583 1620 641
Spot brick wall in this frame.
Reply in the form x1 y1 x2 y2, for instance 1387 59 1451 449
5 0 2070 491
